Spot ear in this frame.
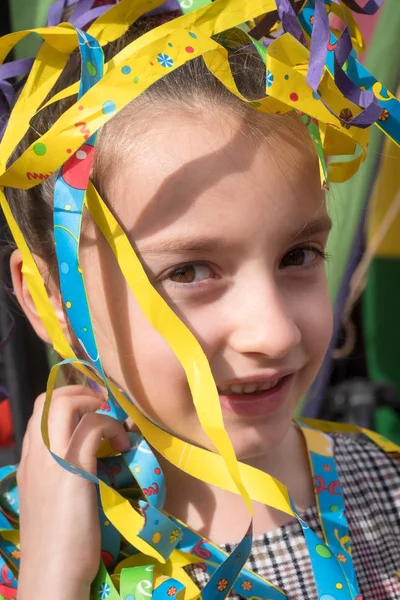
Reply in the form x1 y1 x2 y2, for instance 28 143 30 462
10 249 70 345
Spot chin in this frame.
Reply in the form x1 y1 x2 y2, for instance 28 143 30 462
225 417 293 463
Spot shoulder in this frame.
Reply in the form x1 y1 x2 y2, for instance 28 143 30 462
332 431 400 527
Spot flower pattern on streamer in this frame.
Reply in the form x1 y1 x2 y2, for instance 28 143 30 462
217 578 229 592
157 53 174 68
167 586 177 596
266 70 274 88
170 528 181 543
99 583 110 599
241 580 253 591
339 108 353 129
379 109 389 121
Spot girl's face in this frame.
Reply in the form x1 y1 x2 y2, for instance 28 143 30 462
81 110 333 461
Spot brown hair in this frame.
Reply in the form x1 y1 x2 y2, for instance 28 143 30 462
5 15 317 277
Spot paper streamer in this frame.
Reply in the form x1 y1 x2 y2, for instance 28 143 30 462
0 1 399 599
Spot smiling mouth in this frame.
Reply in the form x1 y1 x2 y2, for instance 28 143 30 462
217 379 281 395
216 374 294 417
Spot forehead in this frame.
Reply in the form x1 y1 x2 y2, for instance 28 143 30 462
109 111 326 242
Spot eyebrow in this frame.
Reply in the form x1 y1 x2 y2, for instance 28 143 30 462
138 235 232 256
138 215 333 256
292 214 333 241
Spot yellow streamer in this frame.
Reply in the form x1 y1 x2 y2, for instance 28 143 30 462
85 181 294 517
1 4 398 593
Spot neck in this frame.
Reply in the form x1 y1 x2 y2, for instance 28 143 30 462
156 422 315 545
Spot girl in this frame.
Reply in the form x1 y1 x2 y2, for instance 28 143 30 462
0 1 399 600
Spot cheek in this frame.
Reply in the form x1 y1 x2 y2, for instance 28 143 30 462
162 298 227 362
283 270 332 360
85 281 192 423
125 303 223 403
80 240 216 396
298 281 333 360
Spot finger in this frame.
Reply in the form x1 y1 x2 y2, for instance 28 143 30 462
48 393 109 455
28 387 107 456
125 416 140 434
65 413 130 474
31 385 105 424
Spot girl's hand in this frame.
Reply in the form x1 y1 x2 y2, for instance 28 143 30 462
16 385 131 600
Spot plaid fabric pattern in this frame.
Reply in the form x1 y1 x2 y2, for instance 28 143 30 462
187 433 400 599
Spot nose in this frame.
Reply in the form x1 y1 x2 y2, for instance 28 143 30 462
227 276 301 360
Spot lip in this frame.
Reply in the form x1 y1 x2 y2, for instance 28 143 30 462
217 371 293 387
218 374 294 418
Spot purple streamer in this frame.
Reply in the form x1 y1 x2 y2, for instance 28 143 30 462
48 0 111 28
47 0 76 26
47 0 68 27
72 6 114 29
147 0 181 15
306 0 329 90
275 0 306 45
0 80 15 109
0 58 35 106
70 0 95 21
250 0 304 46
0 58 34 82
301 1 382 129
332 27 382 127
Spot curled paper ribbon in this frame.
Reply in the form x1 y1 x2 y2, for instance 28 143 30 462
0 1 399 599
0 0 181 142
1 418 399 599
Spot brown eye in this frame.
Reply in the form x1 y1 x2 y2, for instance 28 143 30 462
280 247 325 269
169 266 196 283
168 264 213 284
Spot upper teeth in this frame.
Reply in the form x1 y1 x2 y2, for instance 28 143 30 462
217 380 280 395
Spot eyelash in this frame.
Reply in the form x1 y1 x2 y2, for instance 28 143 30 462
162 260 218 288
279 245 329 270
161 245 329 288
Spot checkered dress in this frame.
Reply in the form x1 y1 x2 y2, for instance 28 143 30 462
187 433 400 599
